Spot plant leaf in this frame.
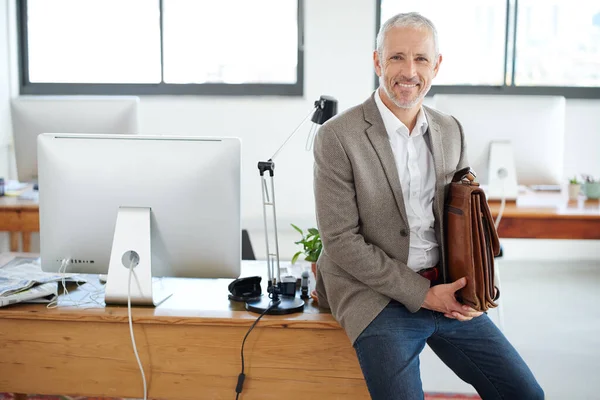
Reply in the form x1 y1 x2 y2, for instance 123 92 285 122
291 252 302 264
308 228 319 236
291 224 303 234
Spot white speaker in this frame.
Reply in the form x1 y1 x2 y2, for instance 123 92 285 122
487 141 518 200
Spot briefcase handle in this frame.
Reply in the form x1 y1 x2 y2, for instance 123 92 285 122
452 167 478 185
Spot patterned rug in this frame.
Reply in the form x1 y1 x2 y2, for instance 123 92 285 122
0 396 130 400
425 394 481 400
1 394 482 400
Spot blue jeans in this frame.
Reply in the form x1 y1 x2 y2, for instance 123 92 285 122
353 301 544 400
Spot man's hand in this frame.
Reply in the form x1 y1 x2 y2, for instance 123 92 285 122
421 277 483 321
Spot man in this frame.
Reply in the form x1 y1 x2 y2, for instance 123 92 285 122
313 12 544 400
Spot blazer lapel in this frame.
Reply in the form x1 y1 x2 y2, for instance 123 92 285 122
363 95 409 227
424 106 446 223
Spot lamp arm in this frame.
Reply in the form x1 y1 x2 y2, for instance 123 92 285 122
269 106 317 161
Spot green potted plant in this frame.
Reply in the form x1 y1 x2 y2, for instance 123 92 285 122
291 224 322 302
568 176 581 200
581 174 600 199
291 224 322 266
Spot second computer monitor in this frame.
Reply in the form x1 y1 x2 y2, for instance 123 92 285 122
11 96 140 183
433 94 566 186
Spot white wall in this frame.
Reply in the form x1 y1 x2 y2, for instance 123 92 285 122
0 0 15 253
138 0 377 259
0 0 12 180
1 0 599 259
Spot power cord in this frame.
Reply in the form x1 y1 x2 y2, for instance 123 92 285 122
50 258 147 397
492 177 506 331
235 297 281 400
494 173 507 230
127 258 148 400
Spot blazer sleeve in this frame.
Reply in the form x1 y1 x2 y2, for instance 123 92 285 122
453 116 470 171
313 123 430 313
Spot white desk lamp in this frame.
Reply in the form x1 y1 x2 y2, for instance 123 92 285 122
246 95 337 315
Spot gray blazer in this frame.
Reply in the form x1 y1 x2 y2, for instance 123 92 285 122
313 93 469 344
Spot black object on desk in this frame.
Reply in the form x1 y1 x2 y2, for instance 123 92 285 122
228 276 262 302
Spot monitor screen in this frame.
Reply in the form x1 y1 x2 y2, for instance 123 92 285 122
433 94 566 186
11 96 139 183
37 134 241 285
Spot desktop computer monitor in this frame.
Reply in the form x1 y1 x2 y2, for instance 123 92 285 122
37 133 241 305
11 96 139 183
432 94 566 187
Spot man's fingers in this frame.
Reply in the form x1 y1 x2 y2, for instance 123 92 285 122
443 312 471 321
450 277 467 292
461 305 484 318
450 311 473 321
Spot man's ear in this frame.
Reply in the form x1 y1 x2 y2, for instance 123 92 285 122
433 53 443 77
373 50 382 77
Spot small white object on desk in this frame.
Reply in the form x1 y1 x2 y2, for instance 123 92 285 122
17 190 39 201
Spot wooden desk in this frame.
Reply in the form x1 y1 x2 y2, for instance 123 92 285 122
489 193 600 239
0 253 369 400
1 191 597 254
0 195 39 252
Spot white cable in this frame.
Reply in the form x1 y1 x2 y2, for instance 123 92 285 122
47 258 72 309
494 178 506 230
44 258 147 394
492 178 506 331
127 259 148 400
270 106 316 160
47 258 104 309
305 123 317 151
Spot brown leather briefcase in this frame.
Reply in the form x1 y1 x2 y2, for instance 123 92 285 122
446 167 500 312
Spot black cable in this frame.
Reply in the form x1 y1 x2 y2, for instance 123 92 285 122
235 297 280 400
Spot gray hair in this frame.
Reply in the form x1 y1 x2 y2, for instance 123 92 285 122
376 12 439 58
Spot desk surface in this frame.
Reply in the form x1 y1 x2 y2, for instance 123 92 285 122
0 253 367 400
0 254 334 327
0 193 38 210
0 253 341 329
488 192 600 219
488 192 600 239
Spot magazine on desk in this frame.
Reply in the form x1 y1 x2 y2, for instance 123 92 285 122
0 257 82 307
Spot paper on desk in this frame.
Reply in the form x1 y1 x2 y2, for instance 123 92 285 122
0 258 82 305
0 281 57 307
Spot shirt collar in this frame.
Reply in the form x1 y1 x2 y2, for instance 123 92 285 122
374 88 429 138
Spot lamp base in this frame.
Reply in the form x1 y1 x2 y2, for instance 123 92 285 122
245 296 305 315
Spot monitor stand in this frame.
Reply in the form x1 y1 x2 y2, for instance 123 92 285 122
104 207 171 306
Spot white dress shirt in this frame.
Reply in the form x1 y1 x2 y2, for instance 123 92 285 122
374 89 439 272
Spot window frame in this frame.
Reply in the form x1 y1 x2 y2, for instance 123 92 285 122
375 0 600 99
17 0 305 96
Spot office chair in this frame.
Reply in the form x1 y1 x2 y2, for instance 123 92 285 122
241 229 256 260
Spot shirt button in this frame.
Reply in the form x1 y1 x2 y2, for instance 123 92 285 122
400 229 408 237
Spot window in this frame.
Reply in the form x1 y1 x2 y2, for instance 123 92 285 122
377 0 600 98
514 0 600 87
19 0 304 96
379 0 507 86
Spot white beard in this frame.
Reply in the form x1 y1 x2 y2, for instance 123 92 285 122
379 75 431 109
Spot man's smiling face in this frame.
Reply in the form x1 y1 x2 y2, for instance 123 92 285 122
374 26 441 110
